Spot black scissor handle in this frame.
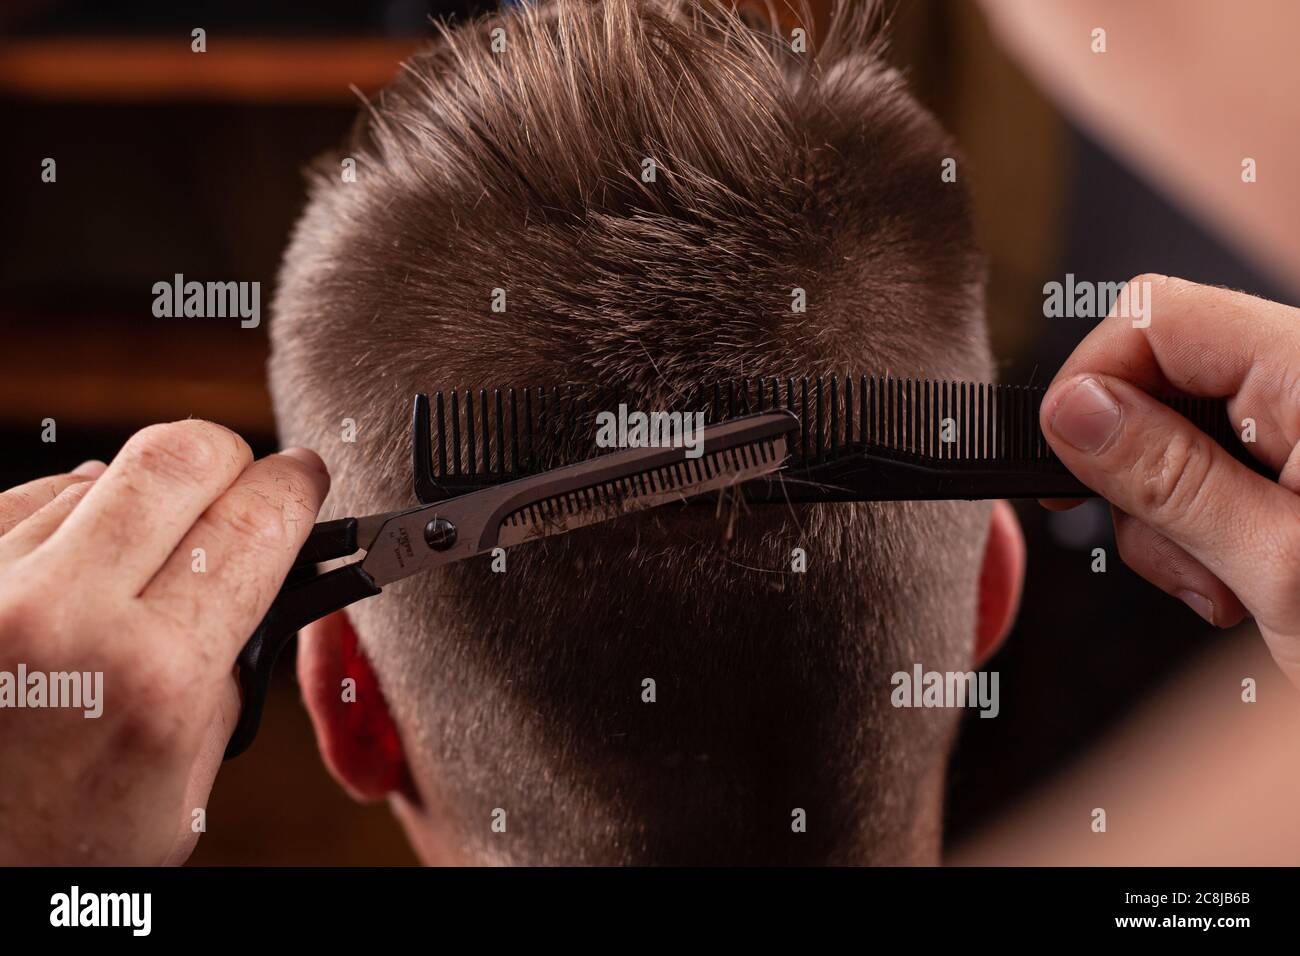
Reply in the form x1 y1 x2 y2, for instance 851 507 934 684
222 523 383 760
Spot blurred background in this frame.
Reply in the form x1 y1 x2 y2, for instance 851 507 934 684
3 0 1296 864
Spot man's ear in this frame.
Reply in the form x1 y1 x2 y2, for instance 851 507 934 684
974 499 1026 666
297 611 414 802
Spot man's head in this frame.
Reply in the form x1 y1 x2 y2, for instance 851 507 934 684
269 0 1023 864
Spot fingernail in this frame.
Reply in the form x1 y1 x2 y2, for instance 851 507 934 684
1176 589 1216 626
1049 378 1121 453
71 459 107 478
280 446 328 475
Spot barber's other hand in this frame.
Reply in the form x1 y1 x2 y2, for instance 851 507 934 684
1041 275 1300 690
0 422 328 864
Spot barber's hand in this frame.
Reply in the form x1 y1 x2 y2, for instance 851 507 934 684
0 422 328 865
1041 274 1300 689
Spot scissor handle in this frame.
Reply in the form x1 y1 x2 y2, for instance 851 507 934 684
222 523 383 760
291 516 364 564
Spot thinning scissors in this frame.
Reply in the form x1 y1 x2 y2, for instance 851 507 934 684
224 403 798 758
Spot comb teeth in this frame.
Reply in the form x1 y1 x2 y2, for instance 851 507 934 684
414 377 1244 504
423 378 1061 476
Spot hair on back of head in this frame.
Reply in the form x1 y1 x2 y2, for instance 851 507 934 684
270 0 992 865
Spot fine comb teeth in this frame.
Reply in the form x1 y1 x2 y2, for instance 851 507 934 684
411 377 1256 504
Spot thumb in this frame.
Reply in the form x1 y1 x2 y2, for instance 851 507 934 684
1040 373 1300 630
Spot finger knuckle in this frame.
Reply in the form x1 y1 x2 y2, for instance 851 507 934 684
0 489 38 534
50 480 93 509
123 421 248 484
1133 428 1213 519
219 488 293 550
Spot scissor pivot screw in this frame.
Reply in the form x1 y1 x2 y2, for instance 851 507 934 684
424 517 457 551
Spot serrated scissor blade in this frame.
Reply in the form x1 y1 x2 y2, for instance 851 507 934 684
361 410 797 586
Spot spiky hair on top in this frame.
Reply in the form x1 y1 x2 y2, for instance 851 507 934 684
269 0 991 865
362 0 888 216
279 0 984 405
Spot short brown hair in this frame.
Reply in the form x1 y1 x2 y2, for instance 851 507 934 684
270 0 991 864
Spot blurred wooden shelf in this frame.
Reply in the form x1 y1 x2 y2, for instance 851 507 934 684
0 314 274 434
0 37 422 103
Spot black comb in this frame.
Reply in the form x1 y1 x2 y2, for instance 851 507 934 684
410 377 1265 503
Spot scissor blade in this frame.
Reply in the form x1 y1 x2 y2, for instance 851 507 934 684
498 425 791 547
360 410 797 586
